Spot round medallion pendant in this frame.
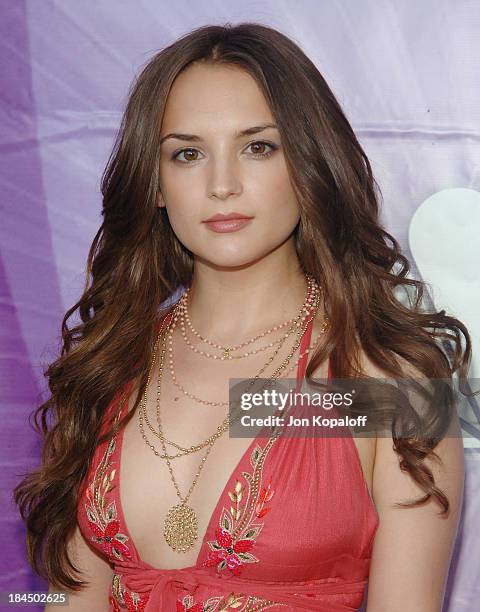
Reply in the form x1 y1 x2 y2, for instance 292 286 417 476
164 503 198 552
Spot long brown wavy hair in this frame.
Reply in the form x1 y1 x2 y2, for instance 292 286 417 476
14 22 473 591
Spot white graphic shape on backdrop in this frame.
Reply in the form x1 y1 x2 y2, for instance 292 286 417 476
409 188 480 447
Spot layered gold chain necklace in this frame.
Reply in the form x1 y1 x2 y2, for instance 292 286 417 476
138 275 328 552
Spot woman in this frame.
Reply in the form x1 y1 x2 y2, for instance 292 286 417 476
15 22 471 611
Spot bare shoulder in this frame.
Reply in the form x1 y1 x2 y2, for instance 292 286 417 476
361 349 465 611
357 346 464 515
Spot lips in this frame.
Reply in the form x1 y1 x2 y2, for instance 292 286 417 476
203 212 253 222
202 214 254 234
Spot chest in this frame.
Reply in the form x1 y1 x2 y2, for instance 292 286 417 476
117 384 375 573
120 400 261 569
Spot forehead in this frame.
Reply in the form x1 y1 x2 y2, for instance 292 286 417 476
161 62 274 131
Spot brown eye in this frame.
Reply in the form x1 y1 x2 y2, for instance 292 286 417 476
250 142 267 155
172 148 201 163
246 141 277 158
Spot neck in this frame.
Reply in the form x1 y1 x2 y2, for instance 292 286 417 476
183 242 320 345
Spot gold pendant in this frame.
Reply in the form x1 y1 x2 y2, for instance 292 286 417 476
223 347 230 359
163 502 198 552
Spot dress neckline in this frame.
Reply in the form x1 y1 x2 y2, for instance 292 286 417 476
112 309 321 571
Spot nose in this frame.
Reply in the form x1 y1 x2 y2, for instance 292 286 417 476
207 156 242 200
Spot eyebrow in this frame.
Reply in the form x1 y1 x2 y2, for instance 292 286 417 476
159 122 278 145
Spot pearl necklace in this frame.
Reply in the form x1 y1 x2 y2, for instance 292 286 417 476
166 298 319 406
178 275 318 360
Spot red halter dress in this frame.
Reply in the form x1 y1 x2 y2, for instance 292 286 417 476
77 309 379 611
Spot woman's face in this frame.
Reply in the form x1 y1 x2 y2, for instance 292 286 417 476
158 62 300 268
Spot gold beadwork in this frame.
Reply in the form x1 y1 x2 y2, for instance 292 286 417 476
163 502 199 552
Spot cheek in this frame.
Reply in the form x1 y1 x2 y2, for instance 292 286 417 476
255 171 300 224
165 202 200 248
161 173 200 221
252 157 298 207
159 184 197 244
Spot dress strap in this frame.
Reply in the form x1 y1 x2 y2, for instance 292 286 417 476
295 314 332 388
157 308 174 332
296 313 314 385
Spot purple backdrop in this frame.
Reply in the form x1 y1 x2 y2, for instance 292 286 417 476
1 1 479 610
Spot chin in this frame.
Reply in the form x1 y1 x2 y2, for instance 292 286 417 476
195 246 270 269
206 254 262 269
189 233 293 269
